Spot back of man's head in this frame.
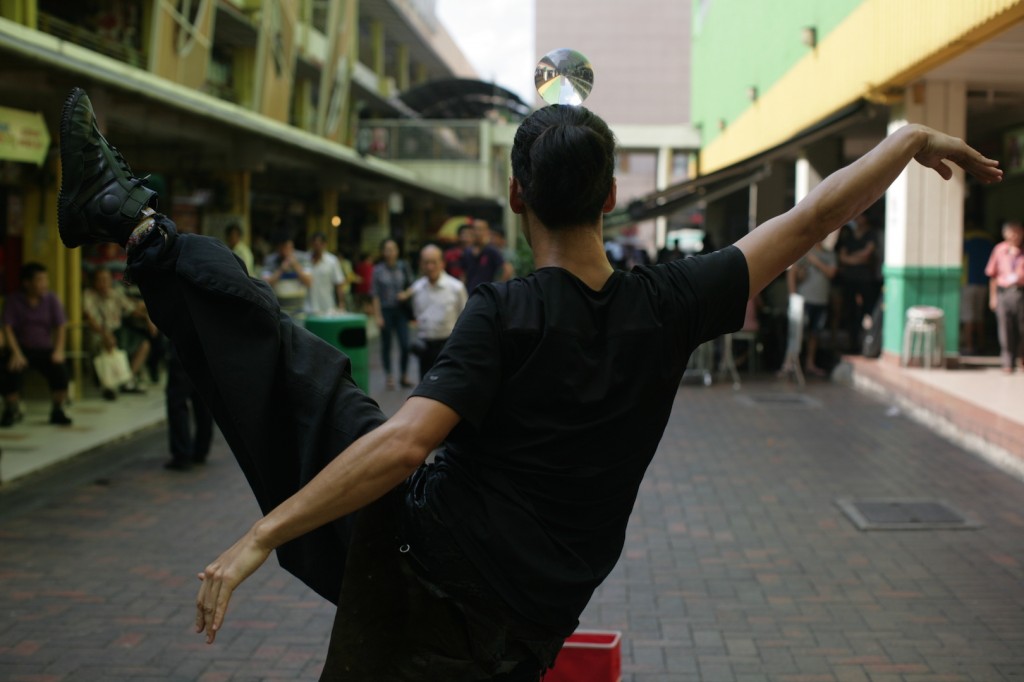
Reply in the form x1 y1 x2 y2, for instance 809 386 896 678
511 105 616 230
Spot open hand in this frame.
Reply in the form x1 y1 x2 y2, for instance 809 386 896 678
913 125 1002 184
195 527 272 644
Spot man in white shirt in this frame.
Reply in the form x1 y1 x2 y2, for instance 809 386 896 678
405 244 468 377
306 232 345 314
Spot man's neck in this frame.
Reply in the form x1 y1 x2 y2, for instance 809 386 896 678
528 219 613 291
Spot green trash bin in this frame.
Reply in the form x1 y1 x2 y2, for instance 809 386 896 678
304 314 370 392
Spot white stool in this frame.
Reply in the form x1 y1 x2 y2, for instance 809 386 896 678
901 306 945 368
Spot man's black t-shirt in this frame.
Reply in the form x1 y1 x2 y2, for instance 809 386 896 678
409 245 749 634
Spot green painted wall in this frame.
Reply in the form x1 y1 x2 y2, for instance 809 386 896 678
691 0 861 146
882 265 962 360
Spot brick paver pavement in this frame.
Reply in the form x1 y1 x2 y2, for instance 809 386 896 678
2 374 1022 681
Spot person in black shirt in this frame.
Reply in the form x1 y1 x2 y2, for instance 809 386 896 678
837 213 882 352
58 86 1002 681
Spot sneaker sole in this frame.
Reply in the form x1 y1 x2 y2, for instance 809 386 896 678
58 87 87 249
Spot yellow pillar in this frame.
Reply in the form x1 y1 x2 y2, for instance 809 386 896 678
64 243 83 401
338 0 359 146
306 189 338 249
216 170 252 242
396 44 409 92
233 45 257 108
0 0 37 27
318 190 339 251
414 63 428 87
371 19 386 97
23 153 84 398
361 201 390 256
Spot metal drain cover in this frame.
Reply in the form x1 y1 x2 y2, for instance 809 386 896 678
837 498 981 530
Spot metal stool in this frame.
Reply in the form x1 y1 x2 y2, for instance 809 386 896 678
901 305 945 368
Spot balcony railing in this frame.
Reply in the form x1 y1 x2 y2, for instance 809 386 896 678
356 120 481 161
39 11 145 69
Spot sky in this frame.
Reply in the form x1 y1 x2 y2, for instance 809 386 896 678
435 0 536 104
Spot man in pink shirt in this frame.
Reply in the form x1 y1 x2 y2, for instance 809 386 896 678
985 220 1024 372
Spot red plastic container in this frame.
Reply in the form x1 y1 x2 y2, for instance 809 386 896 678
545 630 622 682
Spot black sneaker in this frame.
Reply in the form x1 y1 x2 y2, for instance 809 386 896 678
49 407 73 426
102 388 117 401
58 87 158 248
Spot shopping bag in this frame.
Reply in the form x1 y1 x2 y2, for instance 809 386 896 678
93 349 133 390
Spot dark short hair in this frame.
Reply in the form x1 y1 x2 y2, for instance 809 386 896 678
20 262 46 283
225 222 242 237
511 105 616 230
457 223 474 236
311 231 327 242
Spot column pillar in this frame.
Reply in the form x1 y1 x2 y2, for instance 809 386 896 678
751 160 790 230
312 189 339 251
396 44 410 92
795 137 843 246
215 170 252 242
882 80 967 360
371 19 386 96
361 201 390 256
655 145 672 248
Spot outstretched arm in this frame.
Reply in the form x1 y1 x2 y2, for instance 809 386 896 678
194 396 460 643
736 124 1002 297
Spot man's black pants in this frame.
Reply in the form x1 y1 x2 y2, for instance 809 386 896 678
165 341 213 463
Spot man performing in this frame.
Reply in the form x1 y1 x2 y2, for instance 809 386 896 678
57 87 1001 680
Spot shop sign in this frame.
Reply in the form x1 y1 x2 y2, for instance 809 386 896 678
0 106 51 166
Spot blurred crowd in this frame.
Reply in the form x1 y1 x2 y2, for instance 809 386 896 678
2 210 1017 461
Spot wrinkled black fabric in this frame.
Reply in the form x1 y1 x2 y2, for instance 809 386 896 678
128 219 386 603
320 486 556 681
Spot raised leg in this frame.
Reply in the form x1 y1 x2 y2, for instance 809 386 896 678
125 219 387 602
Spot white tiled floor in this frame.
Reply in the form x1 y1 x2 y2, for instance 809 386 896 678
0 387 166 484
907 364 1024 428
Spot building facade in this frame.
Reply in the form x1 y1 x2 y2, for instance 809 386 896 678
0 0 492 393
685 0 1024 360
535 0 698 252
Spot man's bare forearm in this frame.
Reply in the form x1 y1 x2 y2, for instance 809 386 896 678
251 397 457 552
